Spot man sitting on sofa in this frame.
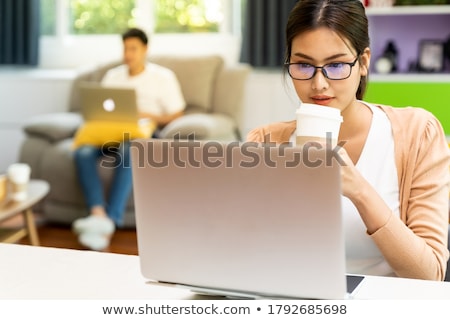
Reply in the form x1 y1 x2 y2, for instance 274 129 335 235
73 27 186 251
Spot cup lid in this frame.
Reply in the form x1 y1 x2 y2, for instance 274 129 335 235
296 103 343 122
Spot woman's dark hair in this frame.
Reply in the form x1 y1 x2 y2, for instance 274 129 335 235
286 0 370 99
122 28 148 45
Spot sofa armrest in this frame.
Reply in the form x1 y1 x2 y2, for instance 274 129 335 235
159 113 238 141
24 112 83 143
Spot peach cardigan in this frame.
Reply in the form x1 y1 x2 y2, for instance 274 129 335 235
247 104 450 281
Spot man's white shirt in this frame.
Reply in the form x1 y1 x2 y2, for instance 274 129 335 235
102 63 186 116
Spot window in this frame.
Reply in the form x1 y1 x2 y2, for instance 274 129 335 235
40 0 57 35
38 0 242 68
155 0 223 33
40 0 234 36
70 0 136 34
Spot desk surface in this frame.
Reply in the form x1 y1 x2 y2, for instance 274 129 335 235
1 243 450 299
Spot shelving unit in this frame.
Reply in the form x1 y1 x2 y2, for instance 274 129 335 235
367 6 450 74
364 5 450 133
370 73 450 82
366 5 450 15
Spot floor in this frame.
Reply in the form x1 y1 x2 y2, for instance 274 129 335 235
4 213 139 255
22 223 139 255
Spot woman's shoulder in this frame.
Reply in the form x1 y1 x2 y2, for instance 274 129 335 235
377 104 436 120
246 120 296 143
375 104 446 143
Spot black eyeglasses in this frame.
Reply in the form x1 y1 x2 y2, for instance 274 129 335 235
285 56 360 80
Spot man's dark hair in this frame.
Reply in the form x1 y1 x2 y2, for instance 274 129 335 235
122 28 148 45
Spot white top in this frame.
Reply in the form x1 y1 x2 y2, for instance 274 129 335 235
102 63 186 116
291 103 400 277
342 103 400 276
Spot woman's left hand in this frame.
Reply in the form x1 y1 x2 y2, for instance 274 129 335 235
335 145 392 234
336 146 365 200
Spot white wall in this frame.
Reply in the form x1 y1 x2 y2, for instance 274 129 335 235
39 33 242 69
0 69 76 172
241 70 298 137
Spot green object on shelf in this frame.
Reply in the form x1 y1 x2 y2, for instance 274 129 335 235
365 81 450 133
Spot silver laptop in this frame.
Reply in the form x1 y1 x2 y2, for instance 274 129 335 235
131 139 361 299
79 83 139 122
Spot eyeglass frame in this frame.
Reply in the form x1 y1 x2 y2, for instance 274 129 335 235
284 55 360 81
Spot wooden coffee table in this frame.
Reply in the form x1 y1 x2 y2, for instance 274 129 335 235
0 180 49 246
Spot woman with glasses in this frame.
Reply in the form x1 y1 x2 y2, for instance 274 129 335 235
247 0 450 281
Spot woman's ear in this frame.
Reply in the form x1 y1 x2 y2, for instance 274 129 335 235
360 47 371 76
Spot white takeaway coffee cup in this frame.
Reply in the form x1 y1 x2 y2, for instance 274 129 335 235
296 103 343 147
7 163 31 202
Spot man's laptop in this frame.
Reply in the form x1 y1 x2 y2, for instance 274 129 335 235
79 83 139 122
130 140 364 299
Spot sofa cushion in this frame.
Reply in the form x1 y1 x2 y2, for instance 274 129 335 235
149 55 224 113
159 113 237 140
71 56 224 114
19 137 52 180
212 64 251 119
24 112 83 142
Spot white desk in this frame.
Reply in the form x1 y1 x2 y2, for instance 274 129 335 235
1 243 450 299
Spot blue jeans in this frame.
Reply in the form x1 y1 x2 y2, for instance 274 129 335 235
74 143 132 227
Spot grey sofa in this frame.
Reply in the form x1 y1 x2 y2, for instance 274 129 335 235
19 55 250 227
